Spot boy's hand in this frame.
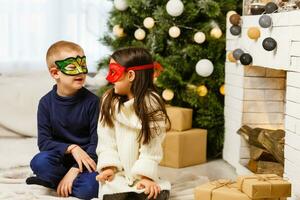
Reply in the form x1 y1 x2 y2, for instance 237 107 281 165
70 145 96 173
136 176 161 200
57 167 79 197
96 167 116 183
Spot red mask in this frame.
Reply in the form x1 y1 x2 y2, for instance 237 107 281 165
106 62 154 83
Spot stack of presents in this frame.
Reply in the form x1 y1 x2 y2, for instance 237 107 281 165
160 106 292 200
160 105 207 168
195 174 291 200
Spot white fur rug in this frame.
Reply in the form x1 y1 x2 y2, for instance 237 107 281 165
0 167 208 200
0 138 210 200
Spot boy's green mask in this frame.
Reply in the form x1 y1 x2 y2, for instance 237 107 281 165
55 56 88 76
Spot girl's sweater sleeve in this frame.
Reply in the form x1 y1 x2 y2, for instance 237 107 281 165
96 122 123 171
131 115 166 181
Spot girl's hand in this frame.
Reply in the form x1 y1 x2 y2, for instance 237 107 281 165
96 167 116 183
70 145 96 173
136 176 161 199
57 167 79 197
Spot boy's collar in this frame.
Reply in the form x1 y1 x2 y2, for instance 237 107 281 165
52 84 84 100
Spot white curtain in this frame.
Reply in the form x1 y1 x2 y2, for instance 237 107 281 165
0 0 112 73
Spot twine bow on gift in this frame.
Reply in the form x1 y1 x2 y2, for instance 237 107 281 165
237 174 287 198
213 179 234 187
238 174 282 189
209 179 235 199
256 174 282 182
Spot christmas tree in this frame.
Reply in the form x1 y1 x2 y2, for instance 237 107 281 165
99 0 242 158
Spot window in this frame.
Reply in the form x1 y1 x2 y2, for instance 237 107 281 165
0 0 112 72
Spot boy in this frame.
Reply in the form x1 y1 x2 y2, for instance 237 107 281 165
26 41 99 199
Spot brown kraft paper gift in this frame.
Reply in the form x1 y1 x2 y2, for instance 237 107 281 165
237 174 291 199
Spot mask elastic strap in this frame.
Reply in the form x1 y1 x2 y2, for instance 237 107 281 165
126 64 154 71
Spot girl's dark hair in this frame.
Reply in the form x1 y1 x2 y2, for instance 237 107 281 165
100 47 170 144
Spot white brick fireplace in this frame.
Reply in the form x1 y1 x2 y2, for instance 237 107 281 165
223 10 300 199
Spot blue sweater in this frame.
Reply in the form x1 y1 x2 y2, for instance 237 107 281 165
37 85 99 164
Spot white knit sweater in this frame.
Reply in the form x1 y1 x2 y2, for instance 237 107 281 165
96 97 171 199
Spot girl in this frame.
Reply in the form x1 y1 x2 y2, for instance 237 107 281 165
96 47 171 200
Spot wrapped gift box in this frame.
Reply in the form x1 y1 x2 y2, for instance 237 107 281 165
195 181 250 200
166 106 193 131
160 128 207 168
237 174 291 199
194 180 287 200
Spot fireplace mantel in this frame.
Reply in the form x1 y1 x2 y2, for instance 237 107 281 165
226 10 300 72
224 10 300 200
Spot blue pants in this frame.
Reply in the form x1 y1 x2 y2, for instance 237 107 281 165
30 151 99 200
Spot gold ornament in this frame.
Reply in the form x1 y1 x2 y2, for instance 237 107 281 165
113 25 124 37
143 17 155 29
162 89 174 101
220 84 225 95
247 27 261 40
227 51 236 63
134 28 146 40
169 26 181 38
210 27 222 39
197 85 208 97
187 84 197 90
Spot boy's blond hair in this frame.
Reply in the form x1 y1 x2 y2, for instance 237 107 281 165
46 41 84 69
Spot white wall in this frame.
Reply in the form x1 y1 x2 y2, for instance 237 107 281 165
285 71 300 199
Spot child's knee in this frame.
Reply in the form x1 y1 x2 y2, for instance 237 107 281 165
73 172 99 199
75 184 98 199
30 151 53 172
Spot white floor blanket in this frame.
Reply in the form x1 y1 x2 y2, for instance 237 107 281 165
0 138 214 200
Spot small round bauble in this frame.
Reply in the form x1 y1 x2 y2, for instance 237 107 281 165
166 0 184 17
229 14 241 25
194 32 206 44
134 28 146 40
162 89 174 101
240 53 253 65
259 15 272 28
195 59 214 77
143 17 155 29
220 84 225 95
233 49 244 60
230 25 241 36
265 2 278 14
113 25 124 37
227 10 237 18
114 0 128 11
210 27 222 39
197 85 208 97
247 27 261 40
227 52 236 63
262 37 277 51
169 26 181 38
